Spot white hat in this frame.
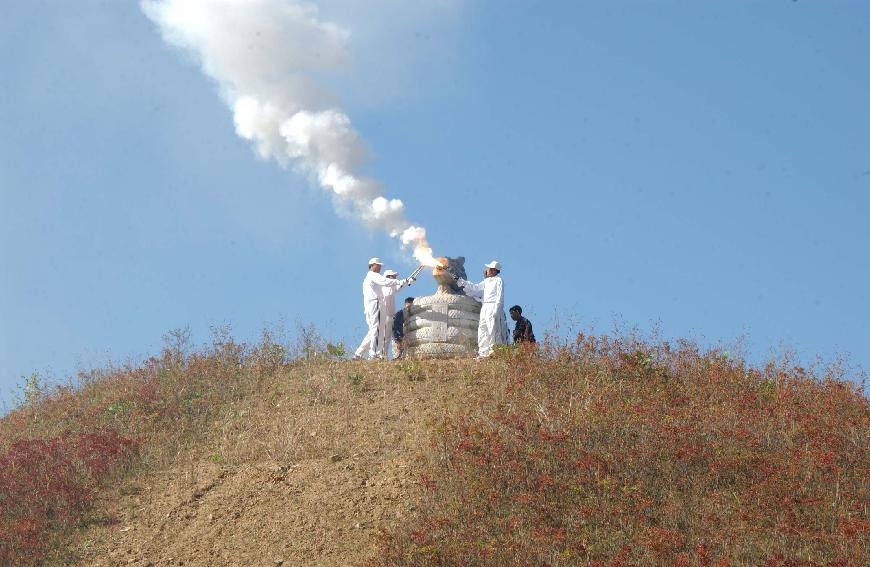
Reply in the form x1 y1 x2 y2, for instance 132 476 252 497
368 257 384 266
384 269 398 277
484 260 502 271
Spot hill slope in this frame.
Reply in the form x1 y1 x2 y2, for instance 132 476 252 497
1 334 868 565
69 358 474 565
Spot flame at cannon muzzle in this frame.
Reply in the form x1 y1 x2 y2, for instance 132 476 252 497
430 257 465 294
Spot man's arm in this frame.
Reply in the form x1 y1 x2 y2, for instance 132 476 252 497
457 278 485 300
371 272 409 289
368 272 391 286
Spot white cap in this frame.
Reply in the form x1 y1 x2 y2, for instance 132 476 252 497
484 260 502 271
384 269 398 277
368 257 383 266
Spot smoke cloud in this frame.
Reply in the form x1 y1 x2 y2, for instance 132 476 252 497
141 0 434 264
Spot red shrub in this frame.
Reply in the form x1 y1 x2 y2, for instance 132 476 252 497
0 430 136 564
372 338 870 565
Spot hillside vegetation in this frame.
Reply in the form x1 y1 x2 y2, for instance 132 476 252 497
0 329 867 566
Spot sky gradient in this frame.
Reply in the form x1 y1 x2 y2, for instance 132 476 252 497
2 1 868 407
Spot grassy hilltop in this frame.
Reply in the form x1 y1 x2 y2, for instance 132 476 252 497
1 330 868 566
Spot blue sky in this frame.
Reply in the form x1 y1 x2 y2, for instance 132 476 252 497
2 1 868 407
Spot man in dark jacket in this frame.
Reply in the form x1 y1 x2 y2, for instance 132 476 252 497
509 305 536 344
392 297 414 359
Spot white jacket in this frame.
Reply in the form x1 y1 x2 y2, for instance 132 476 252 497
382 283 398 317
460 275 504 306
361 271 404 310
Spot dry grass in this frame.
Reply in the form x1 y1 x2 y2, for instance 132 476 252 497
0 326 339 564
67 355 480 565
1 328 867 566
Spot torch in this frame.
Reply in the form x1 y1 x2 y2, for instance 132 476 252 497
408 265 425 281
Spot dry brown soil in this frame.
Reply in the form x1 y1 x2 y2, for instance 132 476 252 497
66 359 481 566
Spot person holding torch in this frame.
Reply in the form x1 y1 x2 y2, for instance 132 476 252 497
353 258 417 360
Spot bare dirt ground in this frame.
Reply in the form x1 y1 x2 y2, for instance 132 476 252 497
66 359 480 566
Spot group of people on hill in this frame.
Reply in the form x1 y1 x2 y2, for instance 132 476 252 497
352 257 535 361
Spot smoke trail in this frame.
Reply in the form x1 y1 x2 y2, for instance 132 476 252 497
141 0 436 264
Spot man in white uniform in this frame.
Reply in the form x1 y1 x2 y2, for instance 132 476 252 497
457 260 509 358
380 270 400 359
354 258 412 360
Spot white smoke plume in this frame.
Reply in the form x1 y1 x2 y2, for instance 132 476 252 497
141 0 437 265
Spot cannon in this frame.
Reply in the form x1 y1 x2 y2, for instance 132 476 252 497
403 256 480 358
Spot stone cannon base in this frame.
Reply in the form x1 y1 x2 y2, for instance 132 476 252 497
403 293 480 358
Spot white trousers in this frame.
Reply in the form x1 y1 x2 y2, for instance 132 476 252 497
379 314 394 359
478 303 509 357
354 301 383 359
